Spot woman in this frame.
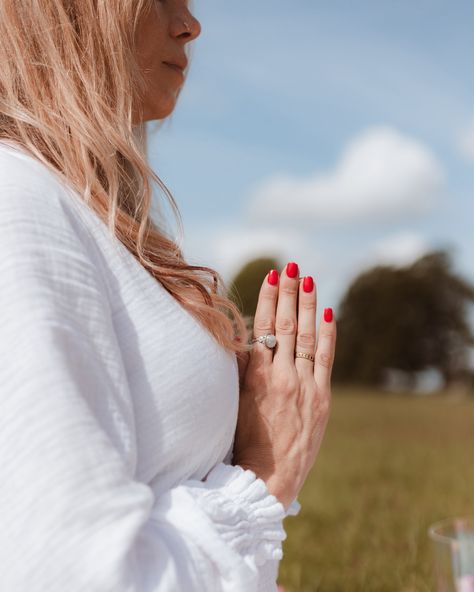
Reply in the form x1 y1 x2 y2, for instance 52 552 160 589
0 1 336 591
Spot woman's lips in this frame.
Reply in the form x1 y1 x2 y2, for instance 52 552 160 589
163 62 185 76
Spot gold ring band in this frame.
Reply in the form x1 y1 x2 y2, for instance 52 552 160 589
295 352 315 362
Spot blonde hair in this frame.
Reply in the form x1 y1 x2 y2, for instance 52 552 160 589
0 0 252 356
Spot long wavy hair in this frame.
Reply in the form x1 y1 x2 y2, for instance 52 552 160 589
0 0 252 357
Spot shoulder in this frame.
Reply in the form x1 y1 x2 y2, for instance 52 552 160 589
0 140 69 192
0 141 112 306
0 141 96 257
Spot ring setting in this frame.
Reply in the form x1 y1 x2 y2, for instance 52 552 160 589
250 333 277 349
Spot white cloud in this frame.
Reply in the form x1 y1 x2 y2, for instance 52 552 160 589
181 221 355 315
369 232 431 267
246 126 445 225
457 119 474 162
183 224 315 284
180 223 436 318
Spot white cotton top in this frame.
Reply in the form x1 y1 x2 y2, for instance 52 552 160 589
0 140 300 592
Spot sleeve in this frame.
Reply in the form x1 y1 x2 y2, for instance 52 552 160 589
0 185 298 592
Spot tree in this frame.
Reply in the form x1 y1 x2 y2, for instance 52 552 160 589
227 256 281 322
333 250 474 388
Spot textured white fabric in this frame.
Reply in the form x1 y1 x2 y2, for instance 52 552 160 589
0 141 301 592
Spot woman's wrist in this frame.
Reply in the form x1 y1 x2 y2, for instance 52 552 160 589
237 463 293 512
264 474 293 511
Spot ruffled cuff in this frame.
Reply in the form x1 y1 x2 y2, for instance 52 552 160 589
286 497 301 517
198 463 288 567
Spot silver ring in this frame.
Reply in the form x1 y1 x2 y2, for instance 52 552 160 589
249 334 277 349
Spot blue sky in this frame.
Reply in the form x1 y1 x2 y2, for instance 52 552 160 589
146 0 474 319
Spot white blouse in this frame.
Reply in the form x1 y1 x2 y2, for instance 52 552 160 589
0 141 300 592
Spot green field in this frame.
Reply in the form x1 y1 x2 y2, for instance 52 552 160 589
278 390 474 592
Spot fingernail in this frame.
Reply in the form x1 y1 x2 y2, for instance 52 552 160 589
324 308 333 323
286 262 298 278
268 269 279 286
303 276 314 293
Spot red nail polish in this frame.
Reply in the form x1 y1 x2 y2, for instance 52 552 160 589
268 269 279 285
286 262 298 278
324 308 333 323
303 276 314 293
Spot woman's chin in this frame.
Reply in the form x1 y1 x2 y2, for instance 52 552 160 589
151 92 180 121
135 98 177 123
135 85 183 122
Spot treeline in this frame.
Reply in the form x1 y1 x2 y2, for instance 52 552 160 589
228 251 474 391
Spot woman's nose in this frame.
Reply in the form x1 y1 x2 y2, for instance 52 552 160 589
170 10 201 42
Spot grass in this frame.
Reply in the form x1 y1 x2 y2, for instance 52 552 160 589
278 389 474 592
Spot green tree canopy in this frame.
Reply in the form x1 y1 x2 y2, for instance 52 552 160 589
333 251 474 387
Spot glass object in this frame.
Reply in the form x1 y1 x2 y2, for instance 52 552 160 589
429 517 474 592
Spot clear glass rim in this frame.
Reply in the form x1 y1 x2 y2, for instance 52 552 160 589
429 516 474 545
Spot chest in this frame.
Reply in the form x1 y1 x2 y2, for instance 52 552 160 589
74 200 240 494
112 282 239 493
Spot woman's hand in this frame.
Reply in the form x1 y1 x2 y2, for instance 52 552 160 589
232 262 337 511
235 346 250 391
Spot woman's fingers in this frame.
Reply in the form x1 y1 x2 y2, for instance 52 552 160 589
250 262 333 392
250 269 279 368
314 308 337 392
272 262 300 367
294 275 317 380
